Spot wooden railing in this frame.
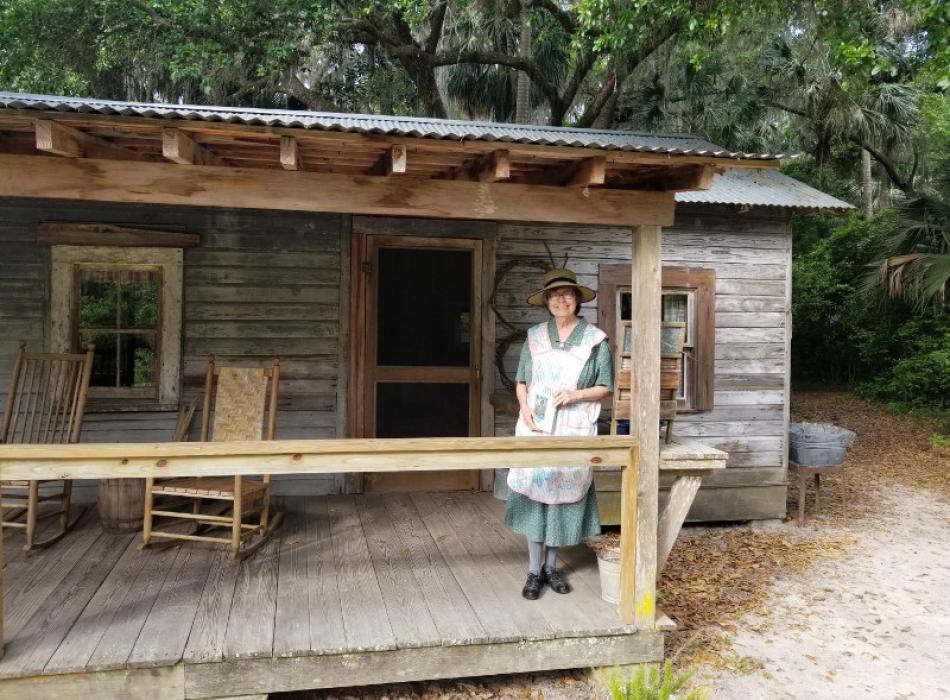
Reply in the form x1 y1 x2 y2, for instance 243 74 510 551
0 435 651 657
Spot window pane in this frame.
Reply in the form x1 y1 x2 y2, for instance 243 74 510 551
121 280 159 328
81 331 156 389
79 269 159 330
79 278 118 328
662 294 688 322
620 292 631 321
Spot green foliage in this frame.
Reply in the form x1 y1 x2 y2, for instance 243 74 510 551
792 189 949 407
600 661 707 700
857 329 950 408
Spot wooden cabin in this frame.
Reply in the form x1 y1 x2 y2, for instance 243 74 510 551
0 92 849 699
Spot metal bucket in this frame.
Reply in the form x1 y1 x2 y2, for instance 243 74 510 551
789 422 856 467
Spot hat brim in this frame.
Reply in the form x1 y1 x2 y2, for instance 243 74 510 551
527 283 596 306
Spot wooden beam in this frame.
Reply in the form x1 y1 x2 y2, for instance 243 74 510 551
35 120 81 157
37 223 200 248
3 109 781 170
568 156 606 187
469 150 510 183
280 135 301 171
387 145 407 175
162 127 223 166
0 154 676 227
620 223 662 629
656 475 702 576
369 145 407 176
0 435 636 481
35 119 153 162
619 164 716 192
182 633 663 698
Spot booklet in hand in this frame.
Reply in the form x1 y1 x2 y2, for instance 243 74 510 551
532 389 557 434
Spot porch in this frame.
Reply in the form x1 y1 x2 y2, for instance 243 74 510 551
0 492 665 700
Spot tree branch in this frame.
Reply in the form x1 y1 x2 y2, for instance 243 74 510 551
529 0 579 35
574 71 616 128
425 1 448 55
129 0 169 28
550 49 599 125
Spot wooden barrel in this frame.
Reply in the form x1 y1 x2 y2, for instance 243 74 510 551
97 478 145 533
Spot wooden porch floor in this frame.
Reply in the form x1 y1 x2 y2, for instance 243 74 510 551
0 492 662 699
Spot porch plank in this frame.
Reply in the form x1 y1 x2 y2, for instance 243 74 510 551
183 633 664 699
356 494 441 648
327 495 397 652
412 493 542 642
45 538 148 674
222 535 279 660
474 493 607 605
182 548 240 664
446 493 608 637
86 545 180 672
0 530 132 679
468 493 627 633
0 665 185 700
304 497 347 655
2 509 100 641
126 543 215 669
272 506 311 657
383 494 487 645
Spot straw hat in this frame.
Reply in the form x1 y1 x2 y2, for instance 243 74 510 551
527 268 596 306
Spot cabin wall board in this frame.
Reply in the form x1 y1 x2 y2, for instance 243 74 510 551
0 197 344 498
491 203 792 521
0 196 791 519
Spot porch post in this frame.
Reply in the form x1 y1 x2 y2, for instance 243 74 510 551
619 224 661 628
1 511 4 659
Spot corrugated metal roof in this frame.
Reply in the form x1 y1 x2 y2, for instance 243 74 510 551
676 168 853 212
0 91 780 161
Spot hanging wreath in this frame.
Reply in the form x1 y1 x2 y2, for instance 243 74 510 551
490 243 570 392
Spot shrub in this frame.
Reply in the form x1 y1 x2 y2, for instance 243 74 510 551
858 348 950 408
599 661 708 700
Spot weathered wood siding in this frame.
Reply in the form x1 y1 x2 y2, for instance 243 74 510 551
0 197 789 518
492 204 790 520
0 198 344 497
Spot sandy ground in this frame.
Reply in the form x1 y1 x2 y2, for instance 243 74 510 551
701 484 950 700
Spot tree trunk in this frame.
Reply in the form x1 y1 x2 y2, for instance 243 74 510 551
878 140 894 208
861 148 874 219
516 0 531 124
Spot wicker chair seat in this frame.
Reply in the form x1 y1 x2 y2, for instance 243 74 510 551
152 476 266 499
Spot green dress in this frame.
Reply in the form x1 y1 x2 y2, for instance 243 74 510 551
504 317 614 547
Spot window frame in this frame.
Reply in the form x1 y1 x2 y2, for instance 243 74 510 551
598 264 716 412
50 245 183 410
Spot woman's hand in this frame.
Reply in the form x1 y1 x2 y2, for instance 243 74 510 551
552 389 580 407
520 404 542 432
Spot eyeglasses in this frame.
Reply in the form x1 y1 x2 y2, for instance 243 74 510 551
547 290 576 300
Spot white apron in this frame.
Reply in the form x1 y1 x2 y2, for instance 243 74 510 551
507 321 607 504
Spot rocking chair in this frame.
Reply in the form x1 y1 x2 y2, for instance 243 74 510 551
0 343 94 550
142 354 281 558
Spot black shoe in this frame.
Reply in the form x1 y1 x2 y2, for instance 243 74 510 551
522 572 543 600
543 566 571 594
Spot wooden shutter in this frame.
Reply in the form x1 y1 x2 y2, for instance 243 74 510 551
598 264 716 411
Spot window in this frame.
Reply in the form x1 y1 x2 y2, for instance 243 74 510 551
78 267 161 400
50 246 183 409
600 264 715 411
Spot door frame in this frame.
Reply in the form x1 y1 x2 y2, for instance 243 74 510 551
345 227 496 492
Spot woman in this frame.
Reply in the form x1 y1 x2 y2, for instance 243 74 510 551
506 268 613 600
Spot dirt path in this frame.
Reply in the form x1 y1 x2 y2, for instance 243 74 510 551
697 392 950 699
702 484 950 699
